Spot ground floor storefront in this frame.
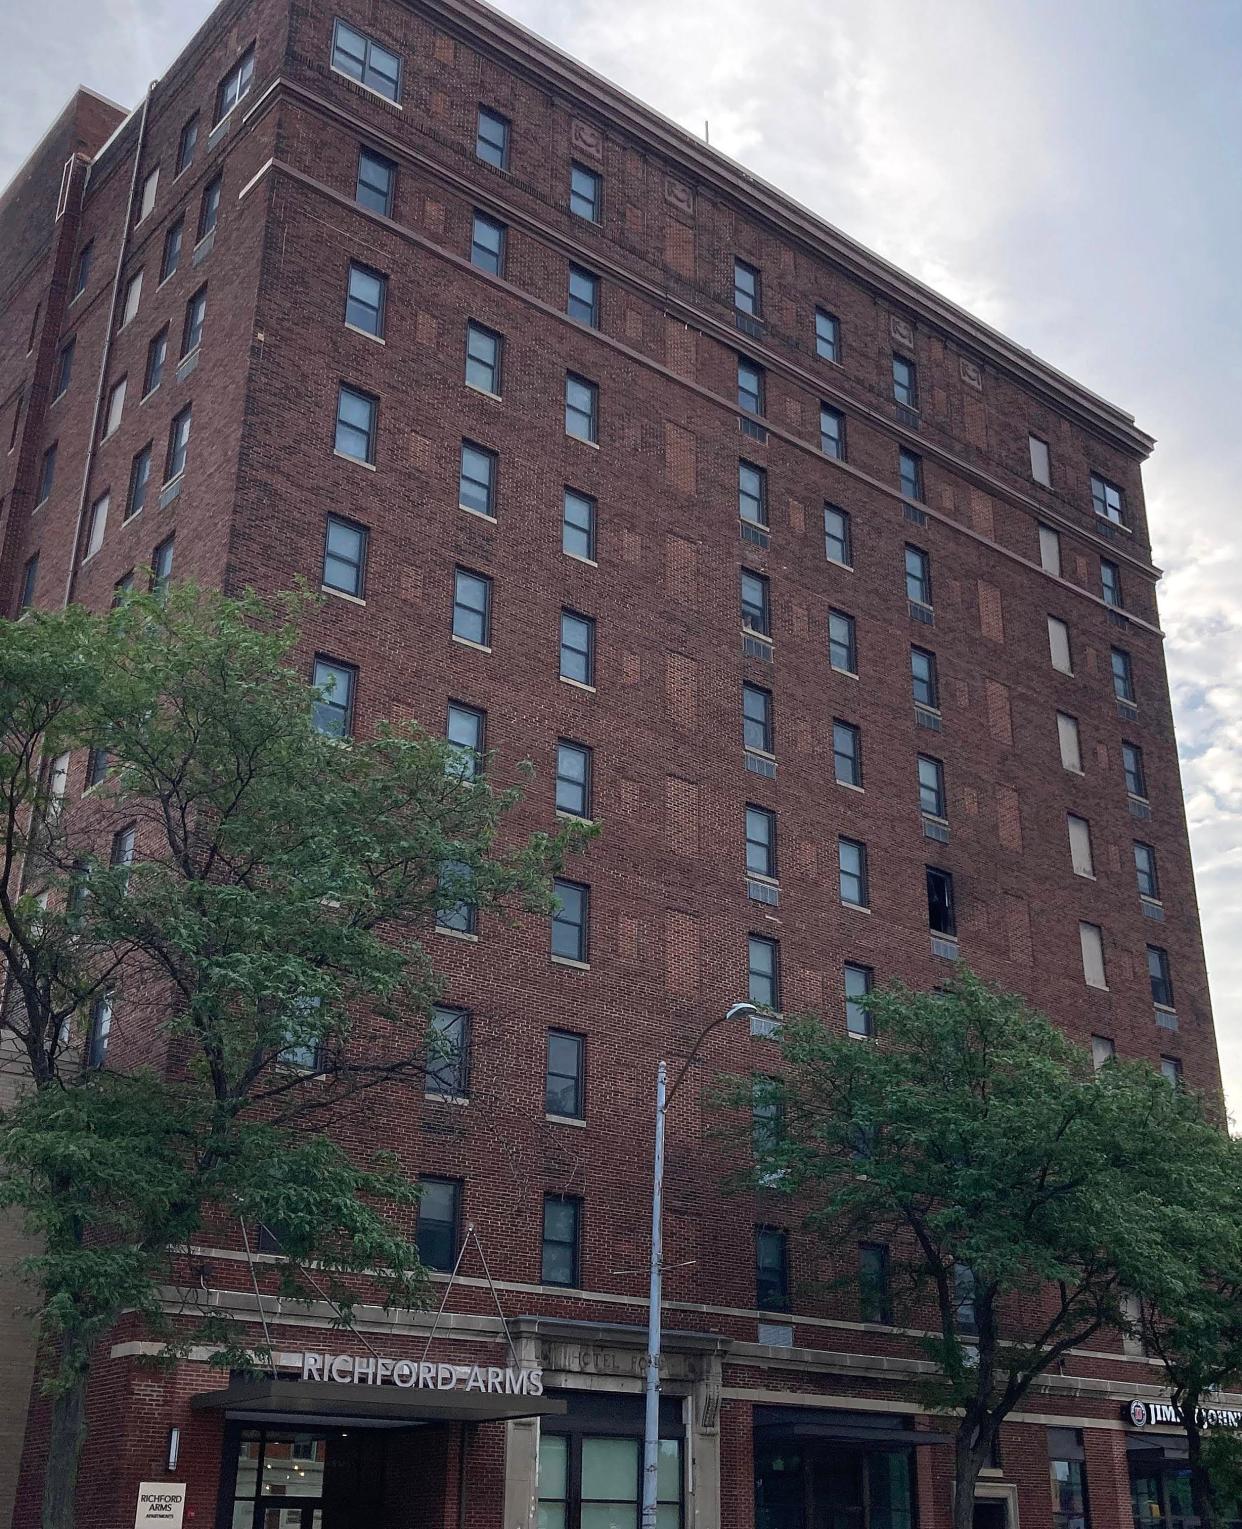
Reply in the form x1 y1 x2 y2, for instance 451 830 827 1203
13 1312 1242 1529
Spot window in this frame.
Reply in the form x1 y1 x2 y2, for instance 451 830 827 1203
820 404 845 459
741 570 770 637
1030 435 1052 486
899 449 923 501
1057 713 1082 773
1048 617 1073 675
465 323 502 394
126 445 152 521
824 504 852 566
1067 815 1094 878
85 746 108 789
311 657 355 737
84 492 109 561
738 358 764 415
746 805 777 880
165 406 192 482
53 339 75 399
744 684 773 754
538 1432 681 1529
841 962 875 1041
181 286 206 357
555 741 592 817
839 838 868 908
834 721 862 787
828 610 857 673
458 441 497 517
551 880 589 963
892 354 917 408
752 1077 784 1172
739 461 767 527
113 572 135 605
1161 1056 1183 1088
734 258 760 316
470 212 505 274
103 377 126 438
278 996 323 1071
345 261 386 336
416 1177 460 1272
72 241 93 299
1111 648 1135 703
1148 946 1174 1008
1122 742 1147 799
446 703 485 780
1101 560 1122 608
214 46 255 123
918 756 946 818
756 1227 790 1311
815 308 840 362
911 646 938 708
954 1262 978 1336
355 149 395 216
562 489 596 560
150 536 175 595
143 328 168 396
567 264 599 326
334 384 377 464
1079 923 1107 990
559 610 595 685
1091 1035 1115 1072
426 1005 470 1096
157 222 183 287
546 1030 585 1118
565 374 598 443
859 1243 892 1324
176 113 198 175
569 162 602 223
110 824 136 873
926 866 955 935
452 569 491 647
476 106 509 168
1090 472 1125 525
86 994 112 1068
436 861 477 935
197 175 222 240
138 166 158 223
542 1195 581 1286
905 545 932 607
35 444 57 506
1135 842 1160 900
18 555 38 613
1039 524 1062 576
748 934 780 1009
322 515 366 597
331 19 400 100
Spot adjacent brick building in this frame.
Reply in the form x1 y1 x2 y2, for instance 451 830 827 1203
0 1 1229 1526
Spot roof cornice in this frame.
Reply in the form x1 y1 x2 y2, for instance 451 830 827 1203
415 0 1155 460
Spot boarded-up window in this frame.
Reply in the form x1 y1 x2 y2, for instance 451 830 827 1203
1079 922 1107 989
1048 616 1072 674
1068 814 1094 878
1039 524 1061 576
1057 713 1082 773
1029 436 1051 486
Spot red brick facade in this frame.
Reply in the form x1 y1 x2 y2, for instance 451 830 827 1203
0 2 1226 1527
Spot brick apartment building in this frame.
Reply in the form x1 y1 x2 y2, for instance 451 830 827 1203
0 0 1230 1526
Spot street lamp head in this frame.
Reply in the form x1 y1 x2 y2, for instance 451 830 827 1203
725 1001 760 1024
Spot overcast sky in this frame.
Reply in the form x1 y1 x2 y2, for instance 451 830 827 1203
5 0 1240 1114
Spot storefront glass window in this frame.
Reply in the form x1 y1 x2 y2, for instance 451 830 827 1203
1051 1459 1088 1529
538 1432 681 1529
870 1452 914 1529
756 1438 913 1529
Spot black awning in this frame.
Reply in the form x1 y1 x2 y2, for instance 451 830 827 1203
1127 1433 1190 1464
191 1379 567 1426
753 1407 952 1449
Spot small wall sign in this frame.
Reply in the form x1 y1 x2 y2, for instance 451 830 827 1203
134 1482 186 1528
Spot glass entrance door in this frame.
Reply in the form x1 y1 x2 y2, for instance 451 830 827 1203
227 1428 384 1529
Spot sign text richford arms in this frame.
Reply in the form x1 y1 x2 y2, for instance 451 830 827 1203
302 1352 544 1395
1126 1399 1242 1430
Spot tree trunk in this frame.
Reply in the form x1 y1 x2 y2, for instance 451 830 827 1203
953 1429 988 1529
1185 1406 1219 1529
41 1367 88 1529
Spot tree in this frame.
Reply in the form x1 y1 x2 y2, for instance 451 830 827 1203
744 969 1222 1529
0 585 591 1529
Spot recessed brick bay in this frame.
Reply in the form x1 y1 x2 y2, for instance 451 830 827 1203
0 2 1224 1527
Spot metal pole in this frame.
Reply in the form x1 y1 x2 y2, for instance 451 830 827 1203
641 1059 668 1529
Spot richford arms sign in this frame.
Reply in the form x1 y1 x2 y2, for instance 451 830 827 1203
301 1351 544 1395
1126 1399 1242 1430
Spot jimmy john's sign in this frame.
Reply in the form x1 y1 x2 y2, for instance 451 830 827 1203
302 1351 544 1396
1126 1399 1242 1430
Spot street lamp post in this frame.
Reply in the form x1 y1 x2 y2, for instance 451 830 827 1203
641 1001 760 1529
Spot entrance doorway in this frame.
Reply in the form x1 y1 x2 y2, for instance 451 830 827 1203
224 1426 392 1529
974 1500 1009 1529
